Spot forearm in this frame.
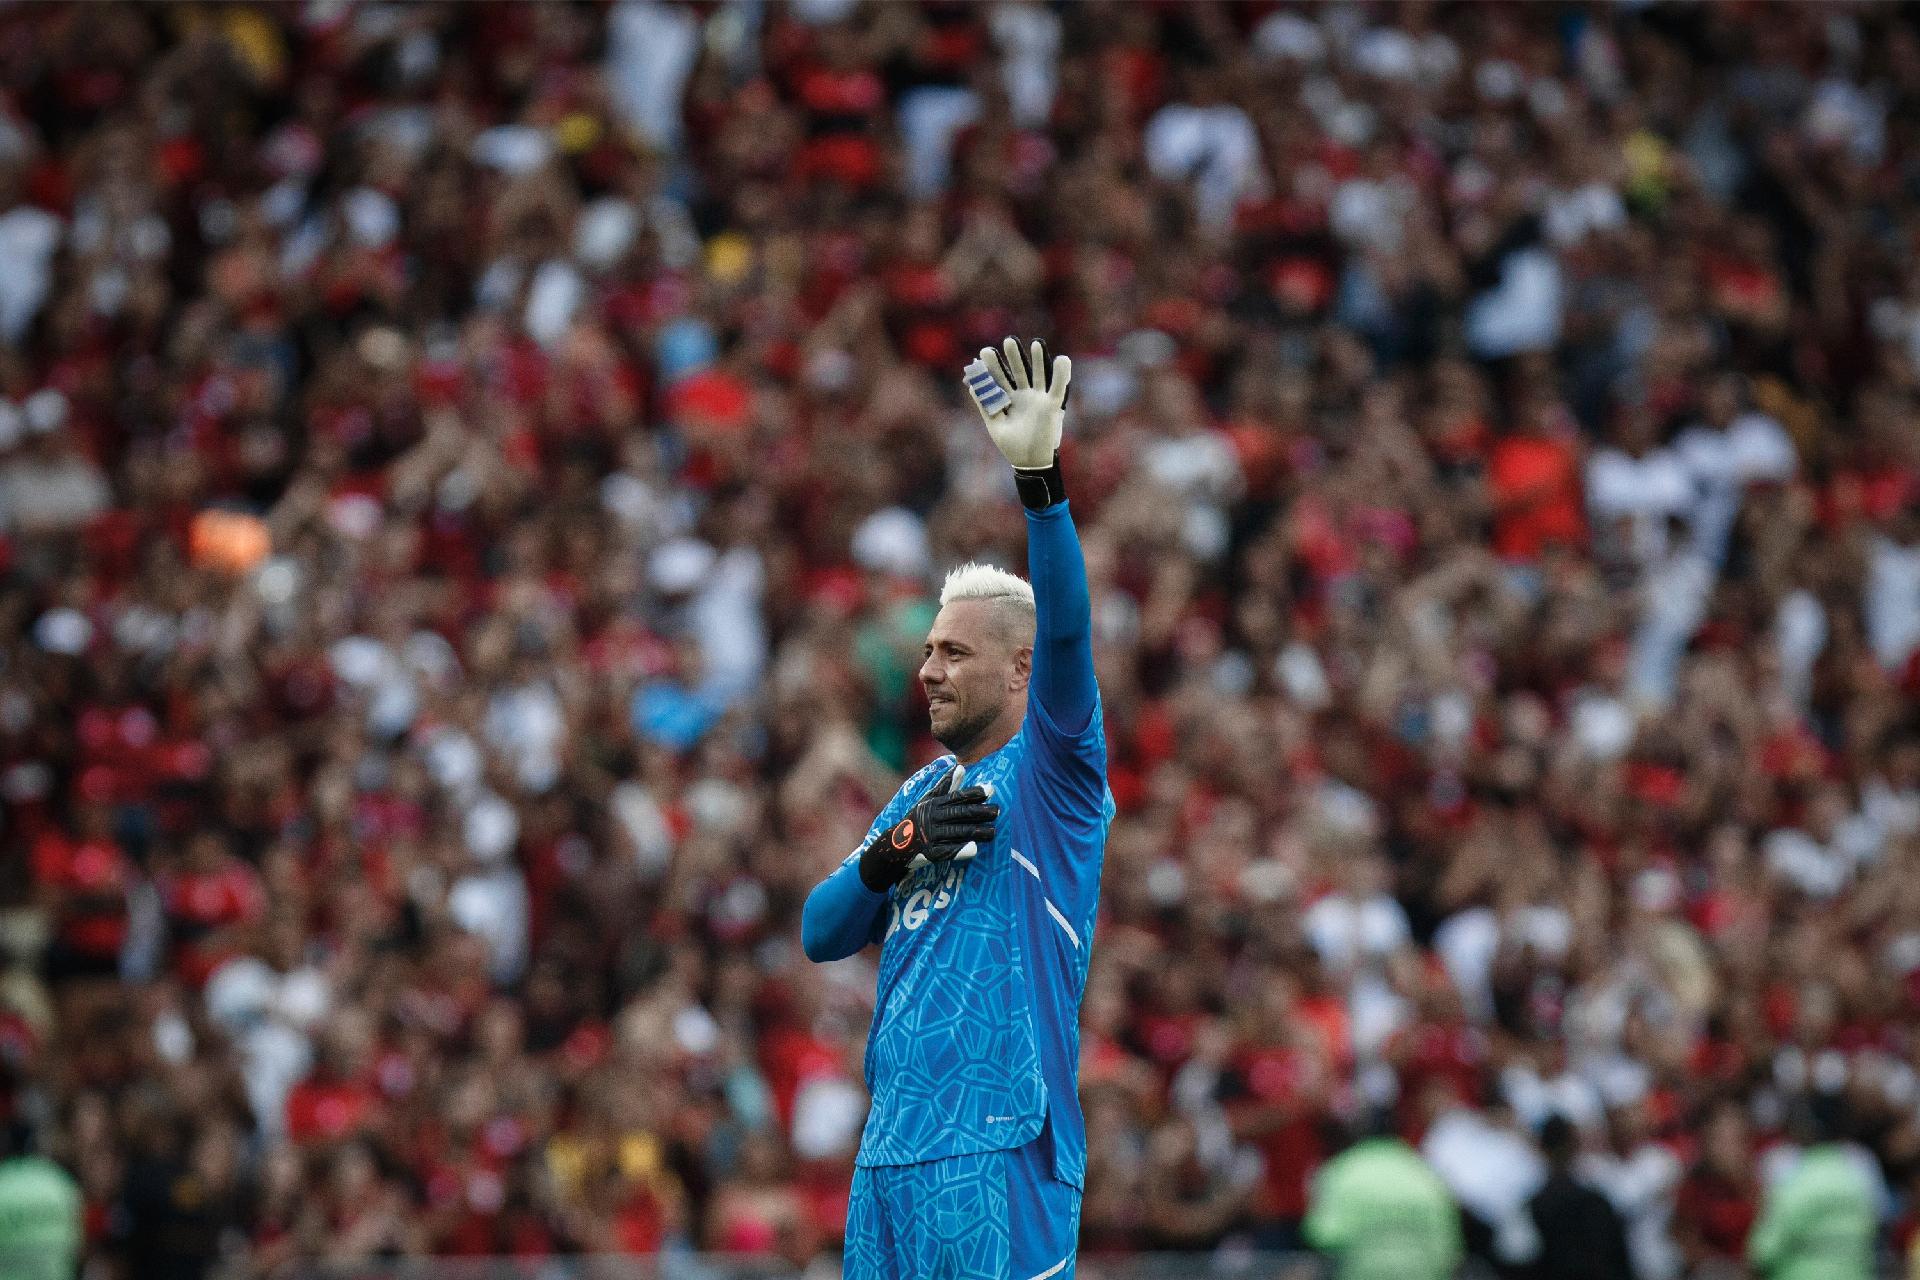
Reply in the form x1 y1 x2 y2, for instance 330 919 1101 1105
1026 500 1095 733
801 860 887 962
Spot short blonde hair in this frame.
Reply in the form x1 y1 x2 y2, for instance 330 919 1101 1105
939 562 1033 608
938 562 1036 643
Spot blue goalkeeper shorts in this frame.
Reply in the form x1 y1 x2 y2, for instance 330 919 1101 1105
843 1129 1080 1280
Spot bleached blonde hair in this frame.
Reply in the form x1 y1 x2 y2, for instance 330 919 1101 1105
938 562 1036 644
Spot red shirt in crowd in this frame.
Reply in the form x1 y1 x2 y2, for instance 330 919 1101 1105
1222 1042 1328 1223
756 1023 846 1132
31 829 131 959
1673 1165 1757 1262
285 1074 381 1145
1489 432 1586 560
162 859 267 987
1388 1018 1488 1131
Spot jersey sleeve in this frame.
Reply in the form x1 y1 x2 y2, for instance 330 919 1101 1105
800 759 950 962
1024 500 1106 821
800 856 887 963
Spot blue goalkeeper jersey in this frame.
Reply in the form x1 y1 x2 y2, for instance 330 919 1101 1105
803 502 1112 1189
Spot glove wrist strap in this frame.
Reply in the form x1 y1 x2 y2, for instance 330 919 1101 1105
1013 453 1066 510
859 855 903 893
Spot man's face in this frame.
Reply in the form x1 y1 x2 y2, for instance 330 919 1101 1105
920 599 1029 753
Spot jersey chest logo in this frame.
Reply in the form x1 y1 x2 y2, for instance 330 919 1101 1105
883 861 966 941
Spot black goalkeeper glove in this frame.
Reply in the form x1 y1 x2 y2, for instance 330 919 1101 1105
859 765 1000 893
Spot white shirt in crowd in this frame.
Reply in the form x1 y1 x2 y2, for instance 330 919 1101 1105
1144 103 1266 232
1866 534 1920 674
0 449 111 535
1422 1106 1546 1264
1672 411 1797 490
1586 446 1693 565
1304 891 1411 975
606 1 700 151
0 202 62 341
1435 904 1574 1025
1581 1142 1683 1280
204 955 333 1135
991 2 1061 128
1466 246 1564 359
1763 819 1881 899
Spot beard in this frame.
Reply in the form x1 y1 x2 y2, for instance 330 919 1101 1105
931 696 1002 758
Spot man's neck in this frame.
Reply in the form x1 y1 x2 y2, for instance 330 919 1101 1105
949 716 1021 766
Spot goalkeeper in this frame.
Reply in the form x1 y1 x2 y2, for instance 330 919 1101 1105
802 338 1113 1280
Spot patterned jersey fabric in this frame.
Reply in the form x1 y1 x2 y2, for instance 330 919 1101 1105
846 696 1113 1184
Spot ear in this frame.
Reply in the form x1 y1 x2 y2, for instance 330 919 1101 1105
1010 645 1032 693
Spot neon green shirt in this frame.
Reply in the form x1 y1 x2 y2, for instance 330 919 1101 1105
1304 1138 1464 1280
1748 1145 1876 1280
0 1155 82 1280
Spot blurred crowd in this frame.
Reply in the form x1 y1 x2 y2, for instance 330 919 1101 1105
2 1 1920 1278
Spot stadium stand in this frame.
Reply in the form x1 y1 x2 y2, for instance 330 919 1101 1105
1 2 1919 1277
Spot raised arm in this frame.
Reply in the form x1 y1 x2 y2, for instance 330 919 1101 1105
965 337 1109 838
966 335 1094 737
1027 501 1095 736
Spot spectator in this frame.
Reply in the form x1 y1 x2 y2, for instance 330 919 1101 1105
1866 506 1920 676
0 1123 81 1280
702 1130 819 1261
1421 1086 1545 1274
1486 386 1587 563
1304 1111 1462 1280
1139 1112 1254 1251
1215 966 1334 1251
1529 1112 1637 1280
1747 1098 1877 1280
0 393 109 538
1581 1095 1683 1280
116 1117 246 1280
29 802 131 989
1673 1101 1758 1280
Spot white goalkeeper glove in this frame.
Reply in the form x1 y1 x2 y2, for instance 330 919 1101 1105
963 336 1072 509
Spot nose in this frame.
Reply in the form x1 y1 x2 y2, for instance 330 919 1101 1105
920 652 944 688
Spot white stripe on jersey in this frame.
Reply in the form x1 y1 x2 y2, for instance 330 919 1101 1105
1043 898 1080 949
1027 1256 1071 1280
1010 849 1041 880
